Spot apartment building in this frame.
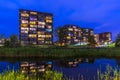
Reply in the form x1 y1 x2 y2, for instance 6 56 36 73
63 25 94 45
19 9 53 45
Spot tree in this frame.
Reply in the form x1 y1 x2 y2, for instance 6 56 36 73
4 39 10 47
88 35 96 47
115 32 120 47
10 34 19 47
54 26 67 46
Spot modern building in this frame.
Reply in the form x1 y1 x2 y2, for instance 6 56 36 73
98 32 112 44
19 9 53 45
94 32 112 46
62 25 94 45
63 25 82 45
82 28 94 42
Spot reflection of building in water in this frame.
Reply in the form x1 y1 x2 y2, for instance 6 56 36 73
58 58 95 68
20 61 53 75
59 58 83 68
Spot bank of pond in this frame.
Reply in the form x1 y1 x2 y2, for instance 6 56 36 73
0 47 120 58
0 58 120 80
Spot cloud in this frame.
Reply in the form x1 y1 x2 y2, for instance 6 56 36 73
0 0 18 9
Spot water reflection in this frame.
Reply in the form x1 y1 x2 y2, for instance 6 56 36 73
20 61 53 76
0 58 120 80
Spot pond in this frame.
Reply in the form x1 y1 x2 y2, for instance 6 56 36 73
0 58 120 80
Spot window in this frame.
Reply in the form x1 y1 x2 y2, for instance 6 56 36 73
30 17 37 21
21 13 29 17
38 35 45 38
67 36 71 39
38 22 45 25
38 38 44 40
68 28 73 31
46 20 52 23
30 25 37 28
45 35 52 38
21 20 28 24
38 32 45 34
46 29 52 32
46 16 52 19
30 21 36 25
29 28 36 31
21 27 29 31
74 39 78 42
45 41 52 44
47 26 52 29
30 12 37 15
29 34 37 38
21 24 28 27
21 31 28 34
38 25 45 28
74 29 78 31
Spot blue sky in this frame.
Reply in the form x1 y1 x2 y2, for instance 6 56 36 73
0 0 120 41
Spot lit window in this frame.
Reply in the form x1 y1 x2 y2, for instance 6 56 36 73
21 20 28 24
29 28 36 31
30 12 37 15
46 16 52 19
38 22 45 25
68 28 73 31
21 24 28 27
46 29 52 32
30 25 37 27
21 31 28 33
67 36 71 39
74 29 78 31
21 13 29 17
74 39 78 42
38 32 45 34
38 25 45 28
21 28 29 31
30 17 37 21
38 38 44 40
45 35 52 38
47 26 52 29
45 41 52 44
38 35 45 38
29 34 37 38
46 20 52 23
30 21 36 25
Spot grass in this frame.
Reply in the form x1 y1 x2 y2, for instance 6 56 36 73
0 70 62 80
0 47 120 58
98 65 120 80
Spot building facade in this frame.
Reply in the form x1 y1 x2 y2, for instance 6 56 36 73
19 9 53 45
63 25 94 45
98 32 112 45
94 32 112 46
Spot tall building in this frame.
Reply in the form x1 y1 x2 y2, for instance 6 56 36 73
19 9 53 45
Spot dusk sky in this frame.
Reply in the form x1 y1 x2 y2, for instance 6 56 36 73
0 0 120 41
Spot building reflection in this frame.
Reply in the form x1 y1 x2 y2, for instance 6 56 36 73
20 61 53 75
58 58 95 68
